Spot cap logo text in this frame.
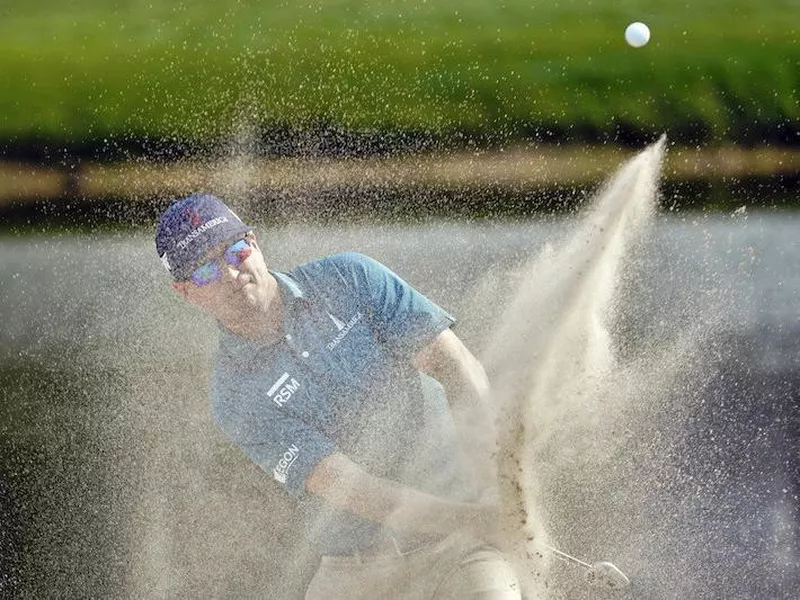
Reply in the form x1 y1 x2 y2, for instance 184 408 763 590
177 216 230 250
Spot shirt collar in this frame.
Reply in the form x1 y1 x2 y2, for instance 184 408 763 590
270 269 308 303
271 269 313 341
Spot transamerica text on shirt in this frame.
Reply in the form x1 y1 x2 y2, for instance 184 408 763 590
326 311 363 351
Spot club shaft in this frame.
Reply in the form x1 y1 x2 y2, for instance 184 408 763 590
545 545 593 570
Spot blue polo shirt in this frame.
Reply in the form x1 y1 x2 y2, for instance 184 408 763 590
210 252 478 555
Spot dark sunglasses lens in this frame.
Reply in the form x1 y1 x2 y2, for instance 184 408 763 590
224 239 252 267
190 262 222 286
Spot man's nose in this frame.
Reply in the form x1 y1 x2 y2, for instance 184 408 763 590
222 263 241 282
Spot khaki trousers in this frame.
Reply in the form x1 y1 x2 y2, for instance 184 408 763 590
304 532 521 600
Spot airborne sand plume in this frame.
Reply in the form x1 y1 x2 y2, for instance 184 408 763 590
483 137 667 597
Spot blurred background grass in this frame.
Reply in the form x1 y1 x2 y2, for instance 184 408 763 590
1 0 798 156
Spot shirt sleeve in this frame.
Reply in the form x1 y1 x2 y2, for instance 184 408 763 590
331 252 456 357
211 370 336 498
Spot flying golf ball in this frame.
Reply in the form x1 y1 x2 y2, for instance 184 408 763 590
625 22 650 48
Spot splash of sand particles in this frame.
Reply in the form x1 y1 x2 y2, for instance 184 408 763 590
485 136 667 596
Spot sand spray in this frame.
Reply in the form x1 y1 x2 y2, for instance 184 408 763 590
482 137 668 596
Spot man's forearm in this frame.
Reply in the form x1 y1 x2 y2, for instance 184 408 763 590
306 452 498 538
384 479 497 536
414 329 500 490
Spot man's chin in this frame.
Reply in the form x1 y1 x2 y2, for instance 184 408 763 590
241 288 265 310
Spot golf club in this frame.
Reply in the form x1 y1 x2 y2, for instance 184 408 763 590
545 544 630 590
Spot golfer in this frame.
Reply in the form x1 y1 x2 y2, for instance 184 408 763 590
155 193 520 599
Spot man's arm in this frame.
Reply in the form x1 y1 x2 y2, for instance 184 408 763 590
306 451 498 539
303 329 503 542
413 328 499 490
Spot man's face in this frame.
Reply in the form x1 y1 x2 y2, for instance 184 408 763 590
173 233 278 324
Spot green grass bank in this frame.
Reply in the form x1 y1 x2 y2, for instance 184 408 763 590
1 0 798 152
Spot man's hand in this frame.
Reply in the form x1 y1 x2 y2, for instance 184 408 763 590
307 451 501 541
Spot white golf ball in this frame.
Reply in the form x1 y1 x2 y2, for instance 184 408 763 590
625 22 650 48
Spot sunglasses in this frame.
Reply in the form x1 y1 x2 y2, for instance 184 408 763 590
187 238 253 286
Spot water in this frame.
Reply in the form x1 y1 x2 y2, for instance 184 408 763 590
1 202 798 597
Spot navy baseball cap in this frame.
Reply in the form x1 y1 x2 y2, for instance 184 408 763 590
155 193 252 281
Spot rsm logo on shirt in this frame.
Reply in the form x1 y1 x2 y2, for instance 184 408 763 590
273 444 300 484
267 372 300 406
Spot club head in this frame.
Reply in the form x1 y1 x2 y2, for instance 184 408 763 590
584 561 630 590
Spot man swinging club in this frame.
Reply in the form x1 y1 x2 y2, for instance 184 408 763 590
155 193 521 599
